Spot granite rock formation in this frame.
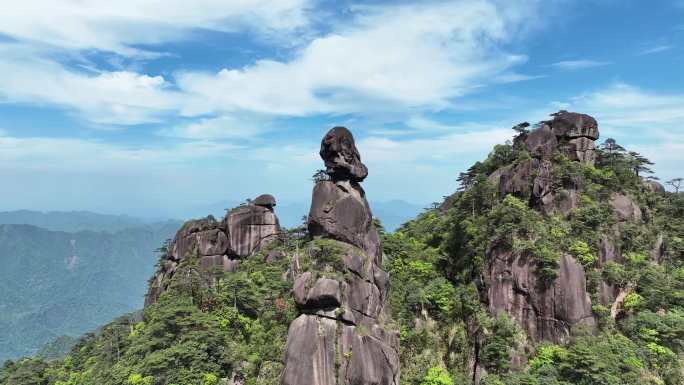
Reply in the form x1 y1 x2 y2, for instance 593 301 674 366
487 250 595 344
308 127 381 260
145 196 281 306
484 112 604 347
281 127 399 385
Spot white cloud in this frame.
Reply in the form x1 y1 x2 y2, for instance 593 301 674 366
359 127 513 164
548 83 684 183
638 45 673 55
158 115 266 140
176 0 536 117
0 0 546 125
0 0 310 56
550 60 611 70
567 83 684 130
0 43 179 125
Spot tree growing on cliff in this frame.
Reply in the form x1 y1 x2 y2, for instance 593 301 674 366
667 178 683 193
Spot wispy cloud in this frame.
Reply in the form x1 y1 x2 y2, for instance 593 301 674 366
0 0 544 125
0 43 179 125
550 60 611 70
0 0 311 56
638 45 673 55
176 1 538 117
549 83 684 183
158 115 267 140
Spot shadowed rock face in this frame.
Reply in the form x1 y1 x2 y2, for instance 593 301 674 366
483 112 606 351
144 196 280 307
282 127 399 385
487 250 595 344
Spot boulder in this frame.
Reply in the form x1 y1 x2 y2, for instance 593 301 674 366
644 180 666 194
171 216 223 260
281 315 337 385
566 137 597 166
283 126 399 385
610 193 642 222
338 325 400 385
525 125 558 159
253 194 277 209
498 159 537 199
598 236 619 305
226 204 280 257
651 234 665 263
294 276 342 310
547 111 599 140
145 197 281 307
533 160 553 201
308 180 380 260
197 228 230 256
320 126 368 182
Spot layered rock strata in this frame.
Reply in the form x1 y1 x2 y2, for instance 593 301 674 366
281 127 399 385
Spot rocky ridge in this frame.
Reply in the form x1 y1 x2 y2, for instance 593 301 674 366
282 127 400 385
483 111 665 347
145 195 280 306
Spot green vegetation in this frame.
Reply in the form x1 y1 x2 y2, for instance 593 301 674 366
0 220 179 362
4 131 684 385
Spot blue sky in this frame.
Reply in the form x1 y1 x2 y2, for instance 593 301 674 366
0 0 682 218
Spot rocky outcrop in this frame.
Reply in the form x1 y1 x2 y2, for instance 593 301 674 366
643 180 666 194
487 250 595 344
282 127 399 385
610 192 642 222
227 203 280 257
545 111 599 166
145 196 281 306
484 112 603 347
546 111 599 141
308 127 381 261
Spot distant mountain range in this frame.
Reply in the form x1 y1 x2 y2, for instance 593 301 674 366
0 201 423 361
0 210 176 233
0 214 180 362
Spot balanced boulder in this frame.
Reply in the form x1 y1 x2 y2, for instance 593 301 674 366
282 126 399 385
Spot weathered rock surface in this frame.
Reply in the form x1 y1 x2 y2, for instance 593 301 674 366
546 111 599 140
566 137 597 165
487 250 595 344
308 179 381 260
525 124 558 159
610 192 642 222
598 235 620 305
145 196 281 306
226 203 280 257
644 180 666 194
320 126 369 182
282 126 399 385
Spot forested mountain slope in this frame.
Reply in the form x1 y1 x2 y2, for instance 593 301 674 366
3 113 684 385
0 221 179 361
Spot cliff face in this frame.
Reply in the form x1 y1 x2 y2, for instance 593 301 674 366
281 127 400 385
145 195 280 306
485 112 602 344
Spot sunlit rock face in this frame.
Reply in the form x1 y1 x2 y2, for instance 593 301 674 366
281 127 399 385
144 195 280 307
